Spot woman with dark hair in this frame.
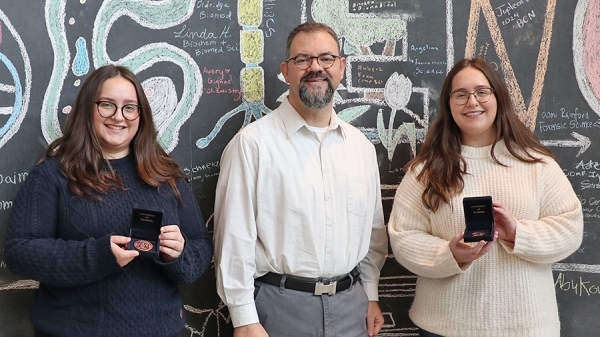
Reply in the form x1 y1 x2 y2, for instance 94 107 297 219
5 65 213 337
388 57 583 337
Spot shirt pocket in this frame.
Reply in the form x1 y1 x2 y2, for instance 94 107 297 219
347 174 369 217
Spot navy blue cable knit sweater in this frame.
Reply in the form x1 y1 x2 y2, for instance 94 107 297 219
5 154 213 337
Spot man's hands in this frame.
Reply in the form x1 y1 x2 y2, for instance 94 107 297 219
233 323 269 337
367 301 384 336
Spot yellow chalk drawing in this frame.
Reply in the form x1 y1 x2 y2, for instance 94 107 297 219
240 30 263 64
196 0 270 149
238 0 262 26
241 67 264 102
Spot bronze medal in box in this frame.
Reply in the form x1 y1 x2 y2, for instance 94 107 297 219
128 208 163 258
462 196 494 242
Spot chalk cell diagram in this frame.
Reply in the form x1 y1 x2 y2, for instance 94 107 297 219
0 10 31 149
41 0 201 153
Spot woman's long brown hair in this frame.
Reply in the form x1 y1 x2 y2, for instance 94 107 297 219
45 65 186 201
406 57 555 211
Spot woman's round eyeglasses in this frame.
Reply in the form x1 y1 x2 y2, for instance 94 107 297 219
450 88 494 105
95 101 141 121
286 54 340 70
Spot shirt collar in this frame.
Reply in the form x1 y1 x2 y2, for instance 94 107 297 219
278 97 347 139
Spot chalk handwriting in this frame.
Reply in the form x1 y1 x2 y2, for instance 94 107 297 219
563 170 600 180
264 0 276 37
410 44 439 54
196 0 230 11
173 25 237 57
356 64 385 86
183 161 220 175
203 67 242 101
555 272 600 296
495 0 528 18
350 0 398 13
0 200 13 211
183 161 221 182
576 160 600 170
581 179 600 190
174 25 232 42
198 11 232 20
0 172 28 185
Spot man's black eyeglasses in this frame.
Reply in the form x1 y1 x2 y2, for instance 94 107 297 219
286 54 340 70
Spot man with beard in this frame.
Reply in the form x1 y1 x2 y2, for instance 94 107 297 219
214 22 388 337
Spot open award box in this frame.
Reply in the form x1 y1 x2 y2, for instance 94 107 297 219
127 208 163 258
462 196 494 242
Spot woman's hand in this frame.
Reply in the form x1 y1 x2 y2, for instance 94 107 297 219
492 201 517 242
159 225 185 262
449 232 498 265
110 235 139 267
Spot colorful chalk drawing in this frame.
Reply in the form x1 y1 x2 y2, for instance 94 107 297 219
2 1 600 336
307 0 457 161
196 0 446 160
465 0 553 132
40 0 69 144
465 0 590 156
0 1 478 336
0 10 31 148
92 0 202 152
41 0 201 152
195 0 270 149
312 0 412 59
574 0 600 116
71 37 90 77
313 0 418 158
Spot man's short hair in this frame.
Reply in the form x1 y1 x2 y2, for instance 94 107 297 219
285 22 340 59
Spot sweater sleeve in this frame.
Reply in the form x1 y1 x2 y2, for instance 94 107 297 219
156 179 213 284
388 170 463 278
5 162 121 287
500 158 584 263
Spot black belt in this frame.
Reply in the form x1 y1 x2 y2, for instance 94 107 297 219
256 267 360 295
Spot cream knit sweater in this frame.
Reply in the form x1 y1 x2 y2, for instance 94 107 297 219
388 140 583 337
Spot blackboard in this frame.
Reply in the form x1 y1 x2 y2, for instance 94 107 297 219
0 1 598 336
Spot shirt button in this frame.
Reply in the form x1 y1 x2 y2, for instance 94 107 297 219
325 195 331 201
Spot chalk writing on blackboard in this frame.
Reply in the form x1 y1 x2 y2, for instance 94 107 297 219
2 1 600 337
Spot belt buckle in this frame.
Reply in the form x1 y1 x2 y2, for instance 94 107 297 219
314 280 337 295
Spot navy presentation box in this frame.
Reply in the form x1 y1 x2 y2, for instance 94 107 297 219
463 196 494 242
128 208 163 258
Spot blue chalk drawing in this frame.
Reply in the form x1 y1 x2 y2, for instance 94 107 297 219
0 52 23 138
72 37 90 76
